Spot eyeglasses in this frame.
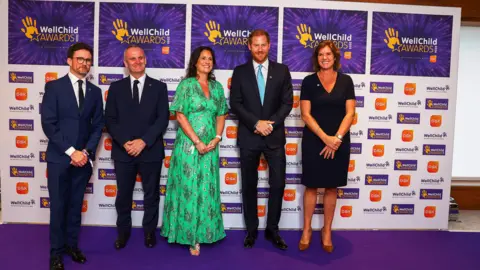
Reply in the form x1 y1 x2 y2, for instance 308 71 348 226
75 57 93 65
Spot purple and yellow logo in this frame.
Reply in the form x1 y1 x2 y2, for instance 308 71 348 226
285 173 301 184
220 157 241 168
391 204 414 215
132 200 144 211
160 185 167 196
284 127 303 138
40 197 51 208
365 174 389 185
221 203 243 213
39 151 47 163
368 128 391 140
163 139 175 150
420 189 443 200
356 96 364 107
423 144 446 156
98 169 116 180
9 72 34 83
10 166 35 178
9 119 34 131
394 160 418 171
85 183 94 194
257 188 270 198
98 74 123 85
426 99 448 110
370 82 394 93
350 143 362 154
397 113 420 124
337 188 360 199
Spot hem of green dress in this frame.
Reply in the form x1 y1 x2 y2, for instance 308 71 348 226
160 232 226 246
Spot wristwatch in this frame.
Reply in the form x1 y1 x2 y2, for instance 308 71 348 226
215 135 222 141
336 134 343 141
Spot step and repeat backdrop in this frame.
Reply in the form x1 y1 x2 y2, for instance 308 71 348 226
0 0 460 230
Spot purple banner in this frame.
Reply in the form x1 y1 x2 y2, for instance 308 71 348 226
370 82 393 94
394 160 418 171
99 3 186 68
371 12 453 77
220 157 241 168
285 127 303 138
99 74 124 85
283 8 367 73
365 174 389 185
397 113 421 124
426 98 449 110
350 143 362 154
191 5 278 70
9 72 34 83
423 144 446 156
420 189 443 200
8 0 94 65
355 96 364 107
367 128 391 140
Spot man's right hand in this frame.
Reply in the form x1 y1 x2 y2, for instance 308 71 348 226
70 150 87 167
255 120 275 136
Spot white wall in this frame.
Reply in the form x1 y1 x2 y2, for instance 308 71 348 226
452 26 480 180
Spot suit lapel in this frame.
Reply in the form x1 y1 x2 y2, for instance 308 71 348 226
63 75 80 113
263 60 274 106
140 76 152 107
80 81 95 115
248 62 261 105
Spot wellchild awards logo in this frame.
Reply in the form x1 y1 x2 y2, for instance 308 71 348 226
110 19 171 45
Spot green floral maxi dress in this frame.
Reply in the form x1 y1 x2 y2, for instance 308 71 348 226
161 78 228 246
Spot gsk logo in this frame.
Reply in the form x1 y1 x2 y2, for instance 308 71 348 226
404 83 416 95
16 182 29 195
226 126 237 139
352 113 358 125
427 161 439 173
340 205 352 218
258 205 266 217
286 143 298 156
348 160 355 172
15 88 28 101
375 98 387 110
82 200 88 213
424 206 436 218
399 175 411 187
45 72 58 83
372 145 384 157
283 189 296 201
293 95 300 109
136 173 142 182
16 136 28 148
227 78 232 90
402 130 414 142
370 190 382 202
258 159 268 171
104 185 117 197
225 172 237 185
104 90 109 102
164 156 171 168
104 138 112 151
430 115 442 127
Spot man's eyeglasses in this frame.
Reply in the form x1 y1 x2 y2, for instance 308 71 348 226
75 57 93 65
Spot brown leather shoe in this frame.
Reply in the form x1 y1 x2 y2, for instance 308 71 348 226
298 228 312 251
321 227 334 253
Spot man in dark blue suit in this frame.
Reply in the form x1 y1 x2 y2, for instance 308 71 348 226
105 45 169 250
41 42 104 270
230 29 293 250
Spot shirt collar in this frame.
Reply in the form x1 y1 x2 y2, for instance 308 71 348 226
253 59 269 71
130 74 146 85
68 72 86 86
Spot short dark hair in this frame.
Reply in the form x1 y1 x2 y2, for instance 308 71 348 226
186 46 216 81
313 40 341 71
248 29 270 44
124 44 144 60
67 42 93 59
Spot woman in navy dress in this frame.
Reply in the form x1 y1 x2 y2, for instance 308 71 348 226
298 41 356 252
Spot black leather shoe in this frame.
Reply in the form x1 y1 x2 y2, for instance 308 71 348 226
145 232 156 248
115 235 129 250
65 246 87 264
243 231 257 248
265 230 288 250
50 256 64 270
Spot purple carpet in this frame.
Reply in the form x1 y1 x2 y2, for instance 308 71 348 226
0 224 478 270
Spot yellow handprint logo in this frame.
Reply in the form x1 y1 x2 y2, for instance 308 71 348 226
100 75 107 84
427 100 433 108
112 19 129 43
10 72 17 82
396 161 402 169
371 83 378 92
21 16 39 40
393 205 399 213
204 20 222 44
369 130 375 138
421 189 428 198
11 167 18 176
424 145 430 154
296 24 313 48
398 114 405 122
384 28 401 52
11 120 17 129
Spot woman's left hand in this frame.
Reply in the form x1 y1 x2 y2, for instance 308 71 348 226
320 146 336 159
205 138 221 152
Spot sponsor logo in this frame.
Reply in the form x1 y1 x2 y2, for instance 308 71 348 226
286 173 302 184
132 200 144 211
370 190 382 202
402 130 414 142
348 160 355 172
11 199 36 207
368 128 391 140
427 161 439 173
365 174 389 185
104 185 117 197
430 115 442 127
375 98 387 110
363 206 388 214
226 126 238 139
366 161 390 169
348 176 361 184
9 72 34 83
337 188 360 199
98 169 116 180
424 132 447 140
370 82 394 94
40 197 51 208
283 189 296 201
350 130 364 138
394 160 418 171
356 96 364 107
10 166 34 177
220 157 241 168
257 188 270 198
9 119 34 131
281 206 302 213
225 172 238 185
426 85 450 93
39 151 46 162
15 88 28 100
399 175 411 187
397 100 422 108
45 72 58 82
350 143 362 154
164 156 171 168
163 138 175 150
424 206 436 218
426 98 448 110
285 127 303 138
160 185 167 196
340 205 353 217
395 146 419 154
16 182 29 194
368 114 393 122
391 204 415 215
404 83 416 95
104 138 112 151
397 113 420 124
221 203 243 214
286 143 298 155
372 144 384 157
423 144 446 156
98 74 124 85
85 183 93 194
9 104 35 113
258 205 266 217
82 200 88 213
420 189 443 200
392 190 416 198
421 176 444 185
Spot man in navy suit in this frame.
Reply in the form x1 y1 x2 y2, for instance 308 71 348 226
105 45 169 250
230 29 293 250
41 42 104 270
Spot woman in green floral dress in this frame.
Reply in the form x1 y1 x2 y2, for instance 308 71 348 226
161 46 228 255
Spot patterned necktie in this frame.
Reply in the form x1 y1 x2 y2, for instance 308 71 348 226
257 64 265 105
133 80 140 104
78 80 84 110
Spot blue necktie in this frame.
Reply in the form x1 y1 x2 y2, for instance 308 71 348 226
257 64 265 105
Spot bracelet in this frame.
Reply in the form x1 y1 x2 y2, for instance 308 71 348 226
215 135 222 140
193 139 200 145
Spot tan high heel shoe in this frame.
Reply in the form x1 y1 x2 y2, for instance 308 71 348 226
298 229 312 251
321 227 334 253
189 243 200 256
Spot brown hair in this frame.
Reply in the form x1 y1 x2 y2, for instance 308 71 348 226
313 40 341 71
248 29 270 44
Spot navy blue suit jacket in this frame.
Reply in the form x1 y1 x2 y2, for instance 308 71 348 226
105 75 169 163
41 75 104 164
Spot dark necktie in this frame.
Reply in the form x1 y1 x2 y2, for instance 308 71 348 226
133 80 140 104
78 80 84 110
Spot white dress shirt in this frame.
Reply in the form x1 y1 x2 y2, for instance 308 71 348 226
253 60 268 89
65 72 87 157
130 74 146 102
